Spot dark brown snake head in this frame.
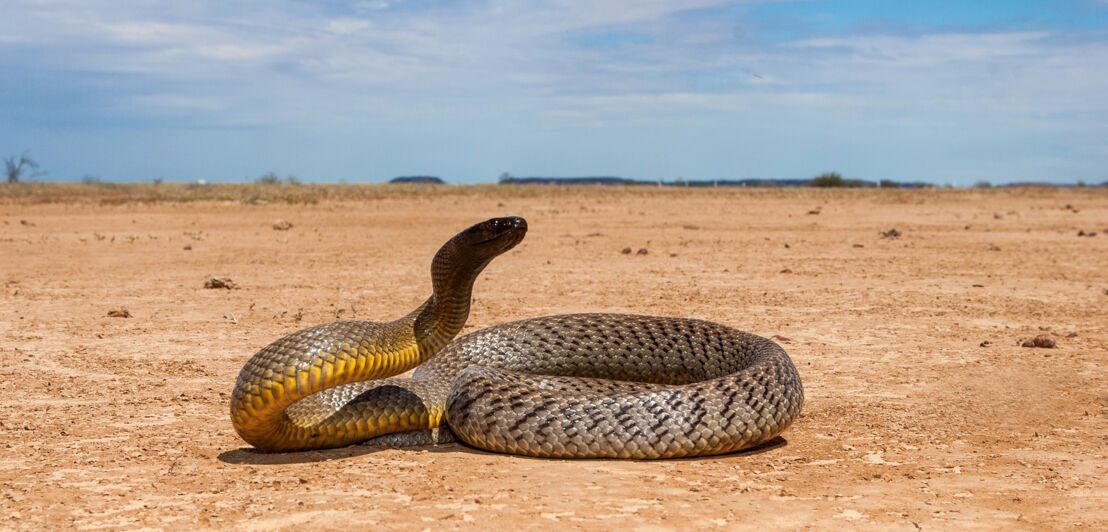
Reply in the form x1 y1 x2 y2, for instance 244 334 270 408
452 216 527 257
470 216 528 250
431 217 528 282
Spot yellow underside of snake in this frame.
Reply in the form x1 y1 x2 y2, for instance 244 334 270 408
231 217 804 459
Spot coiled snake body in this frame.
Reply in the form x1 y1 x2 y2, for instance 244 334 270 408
231 217 803 458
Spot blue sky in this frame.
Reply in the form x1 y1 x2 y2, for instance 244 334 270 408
1 1 1106 185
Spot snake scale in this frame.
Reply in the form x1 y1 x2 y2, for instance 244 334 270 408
231 217 803 458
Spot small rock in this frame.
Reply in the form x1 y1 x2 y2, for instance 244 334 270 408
807 209 820 215
183 245 192 251
980 340 991 347
682 224 699 230
107 309 131 318
853 244 864 248
273 220 293 231
772 335 792 343
621 247 632 254
636 248 648 255
880 228 901 238
779 268 792 274
1021 335 1056 349
204 276 238 290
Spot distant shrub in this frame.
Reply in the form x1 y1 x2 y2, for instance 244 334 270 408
82 174 102 184
878 179 900 188
974 180 993 188
811 172 846 187
256 172 281 184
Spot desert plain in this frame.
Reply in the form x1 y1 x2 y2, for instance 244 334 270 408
1 184 1105 530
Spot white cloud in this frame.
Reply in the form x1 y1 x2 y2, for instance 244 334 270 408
1 0 1105 183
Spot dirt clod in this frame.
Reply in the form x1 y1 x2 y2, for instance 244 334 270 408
1021 335 1056 348
106 309 131 318
204 276 237 290
273 220 293 231
636 248 648 255
621 247 632 254
880 228 901 238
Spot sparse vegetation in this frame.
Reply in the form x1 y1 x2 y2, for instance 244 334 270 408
0 181 1101 207
0 182 511 205
974 180 993 188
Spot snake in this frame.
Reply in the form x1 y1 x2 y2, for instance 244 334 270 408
231 216 803 459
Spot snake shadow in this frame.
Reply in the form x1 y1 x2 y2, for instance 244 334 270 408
217 441 471 465
217 436 789 465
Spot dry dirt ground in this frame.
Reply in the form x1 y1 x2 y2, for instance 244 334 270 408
1 186 1106 530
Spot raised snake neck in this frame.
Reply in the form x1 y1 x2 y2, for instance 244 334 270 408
230 216 804 458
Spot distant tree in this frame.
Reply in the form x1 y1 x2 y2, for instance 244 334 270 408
256 172 281 184
498 172 514 184
974 180 992 188
286 174 300 185
811 172 845 187
4 151 45 183
878 179 900 188
81 174 102 183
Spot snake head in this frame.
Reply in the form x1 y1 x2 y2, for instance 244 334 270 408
431 217 528 282
467 216 528 253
